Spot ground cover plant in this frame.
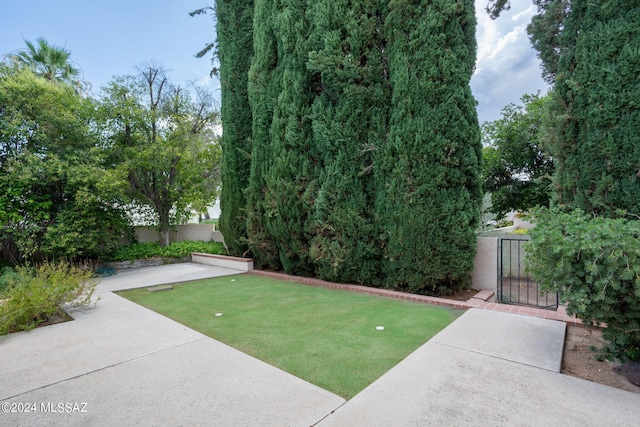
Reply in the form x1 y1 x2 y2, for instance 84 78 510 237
118 274 459 399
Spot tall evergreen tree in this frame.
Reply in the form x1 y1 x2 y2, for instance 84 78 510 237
214 0 254 255
378 0 482 294
246 0 282 269
226 0 483 292
259 0 318 275
306 0 389 284
550 1 640 216
527 0 571 84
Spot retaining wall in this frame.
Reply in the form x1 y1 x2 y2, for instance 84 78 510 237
191 253 253 272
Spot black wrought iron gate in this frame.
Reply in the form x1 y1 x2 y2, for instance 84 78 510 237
497 238 558 310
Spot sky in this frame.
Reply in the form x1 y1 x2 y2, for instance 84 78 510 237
1 0 549 124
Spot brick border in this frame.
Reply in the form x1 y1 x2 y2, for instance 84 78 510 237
248 269 584 327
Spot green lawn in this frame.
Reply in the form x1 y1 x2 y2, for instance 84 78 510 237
118 274 460 399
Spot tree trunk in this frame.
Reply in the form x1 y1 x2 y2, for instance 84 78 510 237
158 220 171 247
157 202 172 247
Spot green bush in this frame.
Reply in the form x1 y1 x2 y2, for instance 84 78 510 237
160 241 225 258
526 208 640 362
0 267 19 295
106 242 163 262
105 241 226 262
0 262 97 335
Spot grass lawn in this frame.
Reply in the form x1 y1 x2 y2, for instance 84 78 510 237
118 274 460 399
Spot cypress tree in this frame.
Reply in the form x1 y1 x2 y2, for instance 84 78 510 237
261 0 318 275
306 0 389 284
215 0 254 255
247 0 318 274
378 0 482 294
551 1 640 216
246 0 282 269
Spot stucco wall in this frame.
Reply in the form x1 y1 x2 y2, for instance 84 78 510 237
134 224 224 244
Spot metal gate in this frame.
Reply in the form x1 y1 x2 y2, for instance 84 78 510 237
497 238 558 310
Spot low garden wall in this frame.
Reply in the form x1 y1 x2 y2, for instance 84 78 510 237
104 256 191 270
191 253 253 272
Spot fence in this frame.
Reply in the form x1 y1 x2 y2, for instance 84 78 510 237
472 236 559 310
497 238 558 309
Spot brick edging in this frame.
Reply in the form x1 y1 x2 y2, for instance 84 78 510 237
248 269 583 326
250 270 473 310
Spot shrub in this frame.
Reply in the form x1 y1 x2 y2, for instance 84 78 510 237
105 241 226 262
0 266 19 295
526 208 640 362
0 262 97 335
106 242 163 262
160 241 226 258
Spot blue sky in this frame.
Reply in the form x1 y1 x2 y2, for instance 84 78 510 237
1 0 548 124
0 1 219 95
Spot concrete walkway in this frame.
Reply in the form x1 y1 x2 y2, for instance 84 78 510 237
318 309 640 426
1 263 639 426
0 264 343 426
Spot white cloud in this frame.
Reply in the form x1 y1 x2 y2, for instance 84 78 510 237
471 0 549 124
512 5 537 22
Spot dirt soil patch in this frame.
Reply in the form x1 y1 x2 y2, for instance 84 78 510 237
563 325 640 394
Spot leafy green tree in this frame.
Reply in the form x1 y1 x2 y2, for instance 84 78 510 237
219 0 482 293
0 66 130 261
7 37 88 93
482 93 555 218
378 0 482 294
201 1 254 256
98 66 221 247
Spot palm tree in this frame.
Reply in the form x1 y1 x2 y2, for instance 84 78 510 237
11 37 88 93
